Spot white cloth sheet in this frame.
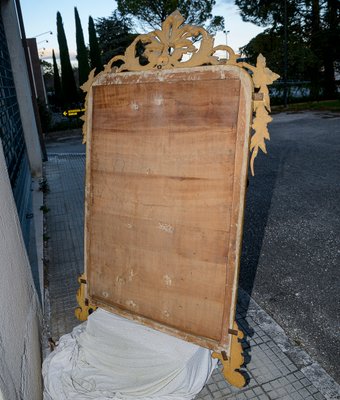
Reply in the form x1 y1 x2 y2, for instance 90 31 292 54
43 308 217 399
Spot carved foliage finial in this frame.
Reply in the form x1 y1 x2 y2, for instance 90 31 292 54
240 54 280 175
104 10 219 72
81 12 279 175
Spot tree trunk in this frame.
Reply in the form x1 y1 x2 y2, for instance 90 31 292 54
310 0 321 100
323 0 338 99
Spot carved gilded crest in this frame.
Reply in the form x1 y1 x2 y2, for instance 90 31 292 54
81 10 279 175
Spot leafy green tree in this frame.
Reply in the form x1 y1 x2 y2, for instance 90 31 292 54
56 11 78 105
321 0 340 98
52 49 62 106
89 16 103 73
241 32 314 81
41 59 53 77
74 7 90 87
236 0 340 99
95 11 138 64
117 0 224 34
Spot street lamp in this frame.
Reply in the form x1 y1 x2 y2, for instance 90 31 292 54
224 30 230 46
222 29 230 60
34 30 52 38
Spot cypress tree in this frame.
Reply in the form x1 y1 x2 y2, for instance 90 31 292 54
88 16 103 73
52 49 62 106
74 7 90 87
56 11 78 105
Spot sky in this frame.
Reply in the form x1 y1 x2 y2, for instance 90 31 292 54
20 0 265 63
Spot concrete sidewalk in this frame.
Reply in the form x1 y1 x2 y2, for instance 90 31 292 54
44 151 339 400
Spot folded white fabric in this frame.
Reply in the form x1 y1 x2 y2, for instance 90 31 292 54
43 308 217 400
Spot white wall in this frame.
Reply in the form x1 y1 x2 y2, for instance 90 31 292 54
1 0 42 177
0 140 42 399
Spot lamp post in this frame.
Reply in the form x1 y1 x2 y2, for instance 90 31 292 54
34 30 52 38
225 30 230 46
223 29 230 60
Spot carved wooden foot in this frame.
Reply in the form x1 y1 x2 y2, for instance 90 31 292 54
212 321 246 388
75 274 97 321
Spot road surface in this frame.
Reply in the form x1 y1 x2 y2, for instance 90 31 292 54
240 111 340 381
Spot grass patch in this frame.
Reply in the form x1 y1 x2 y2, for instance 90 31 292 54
272 99 340 113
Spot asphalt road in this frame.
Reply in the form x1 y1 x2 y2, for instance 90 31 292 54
46 111 340 382
239 111 340 381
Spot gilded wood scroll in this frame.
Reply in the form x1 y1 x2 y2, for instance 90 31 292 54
81 10 279 175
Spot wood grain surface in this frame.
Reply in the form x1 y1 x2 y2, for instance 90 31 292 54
85 66 252 351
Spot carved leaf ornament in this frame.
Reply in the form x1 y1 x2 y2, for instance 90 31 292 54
81 11 279 175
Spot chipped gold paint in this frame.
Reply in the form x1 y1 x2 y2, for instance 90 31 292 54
212 321 246 388
80 10 279 175
74 274 97 321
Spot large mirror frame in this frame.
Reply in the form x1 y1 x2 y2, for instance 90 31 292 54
75 11 279 387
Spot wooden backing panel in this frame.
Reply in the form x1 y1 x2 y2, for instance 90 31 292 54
91 149 235 180
92 80 240 126
89 242 226 301
90 125 236 159
88 75 238 341
89 244 226 340
91 130 236 178
85 66 253 350
89 211 229 266
96 67 243 86
91 171 232 231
